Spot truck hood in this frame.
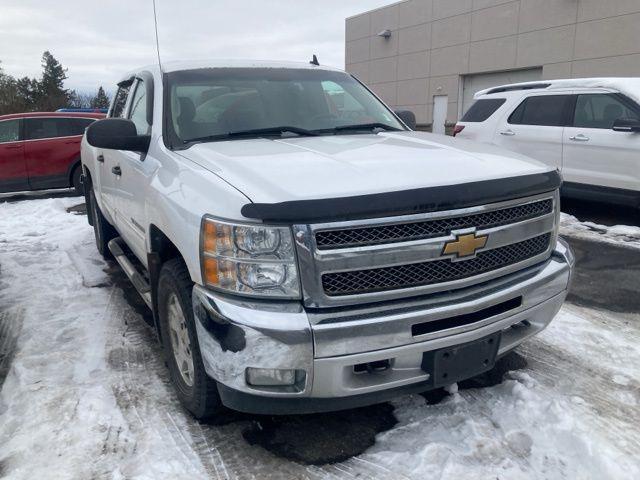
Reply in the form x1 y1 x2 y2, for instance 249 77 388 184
176 131 552 205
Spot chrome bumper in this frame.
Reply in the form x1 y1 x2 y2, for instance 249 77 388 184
193 239 574 412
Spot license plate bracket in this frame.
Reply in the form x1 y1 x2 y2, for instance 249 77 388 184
422 332 501 387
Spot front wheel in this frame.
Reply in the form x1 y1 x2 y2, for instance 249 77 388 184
158 258 222 420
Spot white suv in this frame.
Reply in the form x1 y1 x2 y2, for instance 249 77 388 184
456 78 640 207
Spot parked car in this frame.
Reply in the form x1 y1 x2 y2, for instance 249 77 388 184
455 78 640 207
82 60 573 419
0 111 104 194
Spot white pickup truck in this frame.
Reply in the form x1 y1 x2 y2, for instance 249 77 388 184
81 60 574 419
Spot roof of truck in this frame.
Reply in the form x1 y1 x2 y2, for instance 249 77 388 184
118 59 344 83
475 77 640 99
162 59 343 73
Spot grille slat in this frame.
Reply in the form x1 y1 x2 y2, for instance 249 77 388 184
315 199 553 250
322 233 551 297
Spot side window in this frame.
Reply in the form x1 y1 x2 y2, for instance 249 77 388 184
69 118 97 136
573 94 640 129
461 98 506 122
0 120 20 143
128 81 150 134
24 118 72 140
111 83 132 118
508 95 572 127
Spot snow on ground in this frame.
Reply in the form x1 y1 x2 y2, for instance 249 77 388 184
0 196 639 479
561 212 640 249
366 304 640 479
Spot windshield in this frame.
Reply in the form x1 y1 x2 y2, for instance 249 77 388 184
165 67 405 146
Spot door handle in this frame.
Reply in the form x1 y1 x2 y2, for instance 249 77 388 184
569 134 590 142
65 140 80 144
500 129 516 136
111 166 122 176
4 144 22 149
97 154 104 163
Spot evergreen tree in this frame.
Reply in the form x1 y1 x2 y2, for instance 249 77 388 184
0 62 33 114
90 86 110 109
15 76 38 111
0 62 17 115
35 51 71 111
0 52 101 114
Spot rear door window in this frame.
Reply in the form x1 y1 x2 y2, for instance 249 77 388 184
508 95 572 127
24 118 73 140
461 98 506 122
573 94 640 129
0 120 20 143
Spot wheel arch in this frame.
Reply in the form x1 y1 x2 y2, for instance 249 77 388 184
82 166 94 226
67 157 82 186
148 224 191 342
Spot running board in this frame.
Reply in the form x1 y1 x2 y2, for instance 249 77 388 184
108 237 152 309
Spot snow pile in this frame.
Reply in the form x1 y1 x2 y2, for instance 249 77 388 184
364 304 640 479
560 213 640 249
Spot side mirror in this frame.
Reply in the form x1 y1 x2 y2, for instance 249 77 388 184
612 117 640 133
86 118 151 152
394 110 417 130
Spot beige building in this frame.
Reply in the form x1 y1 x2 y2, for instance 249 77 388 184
345 0 640 131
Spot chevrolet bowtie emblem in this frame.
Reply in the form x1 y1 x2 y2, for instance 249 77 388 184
443 232 488 258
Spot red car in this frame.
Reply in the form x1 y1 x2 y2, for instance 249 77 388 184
0 111 104 194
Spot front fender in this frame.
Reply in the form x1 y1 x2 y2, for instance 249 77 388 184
144 148 251 285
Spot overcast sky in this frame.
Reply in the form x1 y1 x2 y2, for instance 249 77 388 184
0 0 394 93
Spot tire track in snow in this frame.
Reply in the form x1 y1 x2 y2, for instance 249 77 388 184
104 287 211 478
103 280 318 479
104 267 398 479
0 308 23 390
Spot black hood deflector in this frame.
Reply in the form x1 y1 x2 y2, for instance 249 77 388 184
241 170 561 224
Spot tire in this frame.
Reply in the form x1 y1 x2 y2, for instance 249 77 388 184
72 166 83 195
158 258 223 420
88 187 117 260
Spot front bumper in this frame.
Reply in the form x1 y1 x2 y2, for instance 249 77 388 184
193 238 574 414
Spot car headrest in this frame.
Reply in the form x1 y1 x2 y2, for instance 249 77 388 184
177 97 196 122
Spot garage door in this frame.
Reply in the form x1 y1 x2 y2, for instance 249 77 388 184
461 68 543 117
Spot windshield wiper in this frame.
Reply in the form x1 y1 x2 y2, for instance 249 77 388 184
319 122 403 134
184 126 319 144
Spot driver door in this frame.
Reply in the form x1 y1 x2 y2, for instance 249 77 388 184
111 76 157 263
100 81 133 220
563 92 640 191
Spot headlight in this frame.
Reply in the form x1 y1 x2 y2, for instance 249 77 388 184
200 217 300 298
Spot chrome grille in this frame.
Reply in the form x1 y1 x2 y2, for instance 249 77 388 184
321 233 551 297
315 199 553 250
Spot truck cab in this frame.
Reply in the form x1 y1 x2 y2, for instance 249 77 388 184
81 60 573 418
